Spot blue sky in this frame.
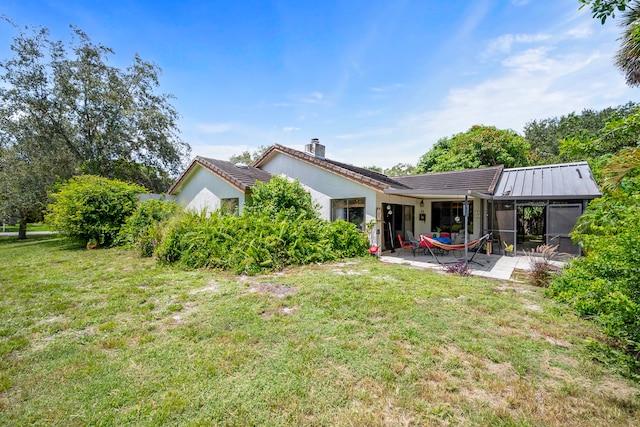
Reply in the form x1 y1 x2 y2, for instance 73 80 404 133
1 0 638 168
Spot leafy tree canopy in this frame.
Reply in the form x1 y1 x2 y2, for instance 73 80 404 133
229 145 270 165
364 163 416 176
0 19 189 236
524 102 638 163
416 125 532 173
0 144 68 238
364 165 383 173
579 0 629 23
0 21 190 187
544 5 640 362
560 110 639 159
385 163 416 176
579 0 640 86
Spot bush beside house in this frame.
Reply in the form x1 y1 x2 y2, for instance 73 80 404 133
548 172 640 367
72 175 368 275
116 199 183 256
46 175 146 246
152 177 369 275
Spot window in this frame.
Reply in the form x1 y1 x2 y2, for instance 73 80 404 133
220 198 239 214
332 198 365 230
431 201 473 233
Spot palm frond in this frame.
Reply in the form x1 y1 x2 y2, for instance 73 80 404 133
602 146 640 190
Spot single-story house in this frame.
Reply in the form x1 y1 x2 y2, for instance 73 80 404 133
168 139 601 255
168 156 271 212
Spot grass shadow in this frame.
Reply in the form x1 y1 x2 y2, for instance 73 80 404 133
0 235 84 251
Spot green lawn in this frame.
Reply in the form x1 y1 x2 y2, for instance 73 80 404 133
1 236 638 426
0 223 52 233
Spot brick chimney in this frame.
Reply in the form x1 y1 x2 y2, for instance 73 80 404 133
305 138 325 158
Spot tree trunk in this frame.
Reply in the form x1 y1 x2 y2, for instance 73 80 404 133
18 221 27 240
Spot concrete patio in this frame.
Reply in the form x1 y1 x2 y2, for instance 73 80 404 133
379 247 533 281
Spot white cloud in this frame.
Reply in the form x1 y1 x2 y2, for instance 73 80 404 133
401 41 634 155
182 4 637 171
195 123 234 134
355 109 384 118
400 13 637 157
369 83 405 93
484 33 551 56
299 91 323 103
501 47 557 72
566 22 594 39
187 143 247 161
274 92 324 107
456 1 492 41
335 127 395 140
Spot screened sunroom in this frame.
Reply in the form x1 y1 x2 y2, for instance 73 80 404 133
488 162 601 256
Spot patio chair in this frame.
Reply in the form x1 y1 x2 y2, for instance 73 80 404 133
397 234 417 256
406 230 421 247
406 231 428 255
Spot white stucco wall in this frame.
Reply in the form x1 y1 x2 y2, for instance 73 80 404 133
173 165 245 212
260 153 380 224
259 153 436 248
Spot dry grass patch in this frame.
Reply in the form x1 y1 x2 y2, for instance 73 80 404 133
243 280 298 299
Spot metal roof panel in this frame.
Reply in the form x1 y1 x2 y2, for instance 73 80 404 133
493 162 601 200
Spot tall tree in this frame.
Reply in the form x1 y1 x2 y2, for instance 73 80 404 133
364 165 383 173
523 102 638 163
0 21 190 237
384 163 416 176
0 145 69 239
545 3 640 363
229 145 270 164
579 0 640 85
579 0 629 23
614 2 640 84
416 125 531 173
365 163 416 176
578 1 640 184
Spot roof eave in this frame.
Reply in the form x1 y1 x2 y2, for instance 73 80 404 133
256 144 395 192
168 157 252 195
167 158 199 195
385 188 492 197
492 193 601 200
487 165 504 194
197 158 254 192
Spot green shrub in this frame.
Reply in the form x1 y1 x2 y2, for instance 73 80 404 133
548 174 640 356
46 175 146 246
150 176 368 274
116 199 182 256
154 211 369 275
244 176 319 221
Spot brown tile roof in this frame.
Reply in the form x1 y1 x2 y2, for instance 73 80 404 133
253 144 410 191
170 145 505 199
391 165 504 195
168 156 272 194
